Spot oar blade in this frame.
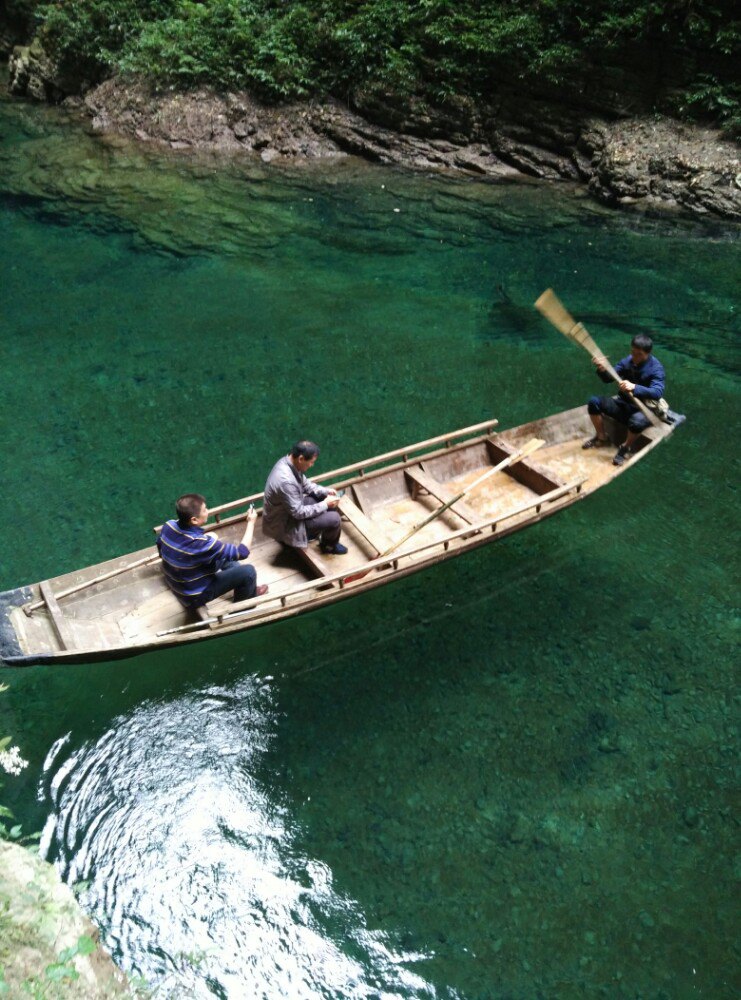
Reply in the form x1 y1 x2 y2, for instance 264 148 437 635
570 322 602 357
534 288 576 335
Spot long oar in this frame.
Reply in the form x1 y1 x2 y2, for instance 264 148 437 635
344 437 545 584
534 288 660 427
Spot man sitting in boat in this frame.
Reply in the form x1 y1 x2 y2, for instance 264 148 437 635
262 441 348 555
583 334 666 467
158 494 268 608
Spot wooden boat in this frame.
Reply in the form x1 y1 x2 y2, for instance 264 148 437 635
0 406 684 667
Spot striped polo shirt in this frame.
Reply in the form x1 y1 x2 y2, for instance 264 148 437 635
157 520 249 606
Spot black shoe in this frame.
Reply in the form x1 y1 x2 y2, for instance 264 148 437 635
320 542 348 555
613 445 632 467
582 436 610 450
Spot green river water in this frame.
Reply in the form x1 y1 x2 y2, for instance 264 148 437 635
0 92 739 998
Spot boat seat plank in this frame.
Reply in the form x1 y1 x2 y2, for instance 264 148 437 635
297 545 333 579
486 437 566 494
349 482 372 516
404 467 477 524
338 496 393 555
38 580 77 651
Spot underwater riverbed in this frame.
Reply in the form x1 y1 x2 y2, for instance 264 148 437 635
0 92 739 998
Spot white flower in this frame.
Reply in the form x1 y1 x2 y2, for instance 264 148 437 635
0 746 28 776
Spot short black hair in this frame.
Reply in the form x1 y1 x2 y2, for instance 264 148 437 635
291 441 320 460
176 493 206 523
631 334 653 353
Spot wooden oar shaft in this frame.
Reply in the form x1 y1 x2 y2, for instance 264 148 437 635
381 491 466 555
24 551 160 615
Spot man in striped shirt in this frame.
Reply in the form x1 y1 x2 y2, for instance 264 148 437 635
158 493 267 608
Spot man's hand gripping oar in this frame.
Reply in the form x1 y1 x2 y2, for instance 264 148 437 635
533 288 660 428
343 437 545 584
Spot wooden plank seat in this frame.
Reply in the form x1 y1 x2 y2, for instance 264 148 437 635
38 580 77 651
404 466 478 524
486 436 566 494
337 496 394 555
296 545 334 579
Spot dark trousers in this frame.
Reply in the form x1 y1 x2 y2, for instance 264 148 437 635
306 509 342 547
588 394 650 434
198 562 257 606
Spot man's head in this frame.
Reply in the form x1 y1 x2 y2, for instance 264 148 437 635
290 440 320 473
630 334 653 365
176 493 208 527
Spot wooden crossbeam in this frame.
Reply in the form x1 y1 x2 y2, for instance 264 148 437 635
38 581 77 651
404 467 477 524
485 437 565 494
297 545 334 579
337 496 393 555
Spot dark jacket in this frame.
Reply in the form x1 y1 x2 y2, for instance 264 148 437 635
599 354 665 401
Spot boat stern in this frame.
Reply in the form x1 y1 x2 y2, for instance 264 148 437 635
0 586 52 667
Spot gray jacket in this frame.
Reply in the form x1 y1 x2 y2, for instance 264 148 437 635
262 455 331 548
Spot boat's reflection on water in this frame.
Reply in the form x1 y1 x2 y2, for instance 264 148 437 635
39 675 436 998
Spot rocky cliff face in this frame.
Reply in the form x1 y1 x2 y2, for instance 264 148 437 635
8 37 69 102
82 77 741 220
4 26 740 221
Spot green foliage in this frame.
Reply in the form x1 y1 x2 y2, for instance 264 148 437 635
0 686 36 847
119 0 315 99
677 74 741 136
34 0 177 82
11 0 741 126
9 936 97 999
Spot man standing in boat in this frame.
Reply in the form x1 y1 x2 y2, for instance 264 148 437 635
158 494 268 608
583 333 666 466
262 441 348 555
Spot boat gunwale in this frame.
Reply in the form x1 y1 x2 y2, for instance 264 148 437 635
199 417 501 523
152 420 502 534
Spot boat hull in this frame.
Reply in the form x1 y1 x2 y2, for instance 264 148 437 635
0 407 684 667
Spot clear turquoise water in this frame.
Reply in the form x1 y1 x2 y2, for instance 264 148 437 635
0 93 739 998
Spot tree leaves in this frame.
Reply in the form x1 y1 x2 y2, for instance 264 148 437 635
22 0 741 129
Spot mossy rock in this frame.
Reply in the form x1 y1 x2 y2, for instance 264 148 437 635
0 841 131 997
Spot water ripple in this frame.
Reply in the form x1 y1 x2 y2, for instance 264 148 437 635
39 676 442 998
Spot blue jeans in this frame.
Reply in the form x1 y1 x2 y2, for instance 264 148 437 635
198 562 257 606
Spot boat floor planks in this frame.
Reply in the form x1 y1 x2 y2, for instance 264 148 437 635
0 407 684 667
